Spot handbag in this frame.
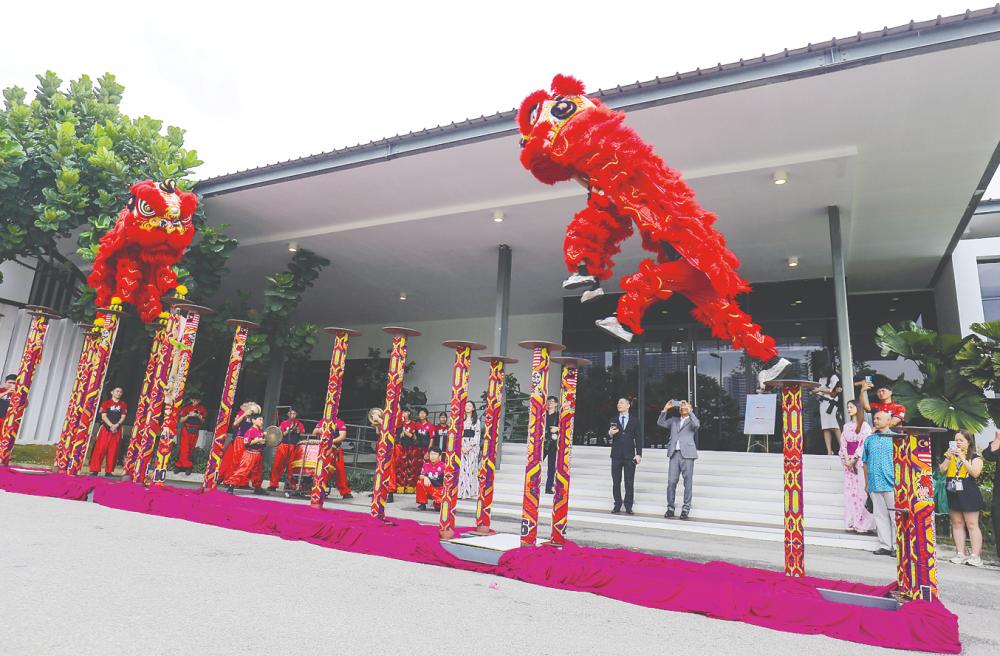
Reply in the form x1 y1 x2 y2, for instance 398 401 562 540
946 477 964 493
864 495 873 514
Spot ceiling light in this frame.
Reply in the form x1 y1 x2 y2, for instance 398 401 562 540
399 292 407 301
800 336 807 340
787 256 799 268
772 171 789 186
794 322 802 326
287 241 298 253
889 307 896 312
891 297 900 301
794 299 802 305
492 210 504 223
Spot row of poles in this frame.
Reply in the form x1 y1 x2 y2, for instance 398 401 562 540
0 302 590 547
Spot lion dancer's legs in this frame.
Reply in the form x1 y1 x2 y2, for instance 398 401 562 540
562 198 632 303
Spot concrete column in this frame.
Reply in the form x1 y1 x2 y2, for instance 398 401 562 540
828 206 855 410
494 245 511 466
262 353 285 425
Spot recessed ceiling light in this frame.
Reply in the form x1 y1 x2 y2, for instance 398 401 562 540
794 322 802 326
772 171 789 186
492 210 504 223
794 299 802 305
889 307 896 312
287 241 298 253
399 292 407 301
891 297 900 301
800 336 807 340
787 256 799 268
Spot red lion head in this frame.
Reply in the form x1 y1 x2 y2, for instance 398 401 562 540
87 179 198 322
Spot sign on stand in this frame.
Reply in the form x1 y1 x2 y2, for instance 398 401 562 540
744 394 777 435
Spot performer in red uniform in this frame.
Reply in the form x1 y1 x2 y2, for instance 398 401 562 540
368 407 394 503
412 408 435 462
174 395 206 474
313 420 353 499
393 408 423 494
224 414 266 493
433 411 449 452
416 446 446 510
270 408 306 491
89 387 127 476
220 401 258 481
861 379 906 428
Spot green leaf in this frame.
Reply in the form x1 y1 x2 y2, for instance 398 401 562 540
917 394 989 433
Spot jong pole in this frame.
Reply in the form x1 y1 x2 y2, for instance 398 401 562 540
901 425 945 602
54 322 95 471
473 354 517 536
309 327 360 509
518 340 564 546
65 305 124 475
893 430 915 598
765 378 818 577
151 303 213 484
203 319 258 490
123 317 169 479
547 356 590 546
371 327 420 521
0 305 60 464
438 340 486 540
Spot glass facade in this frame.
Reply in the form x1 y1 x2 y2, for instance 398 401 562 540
978 259 1000 323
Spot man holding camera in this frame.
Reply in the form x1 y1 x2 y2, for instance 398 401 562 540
658 399 700 520
608 397 642 515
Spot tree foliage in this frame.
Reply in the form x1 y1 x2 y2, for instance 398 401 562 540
956 319 1000 425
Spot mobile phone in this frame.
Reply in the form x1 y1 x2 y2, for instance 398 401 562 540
948 440 957 452
864 375 872 384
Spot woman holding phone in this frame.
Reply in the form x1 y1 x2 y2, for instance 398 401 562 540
939 430 985 566
838 400 874 533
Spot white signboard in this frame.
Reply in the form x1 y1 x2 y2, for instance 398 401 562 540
743 394 777 435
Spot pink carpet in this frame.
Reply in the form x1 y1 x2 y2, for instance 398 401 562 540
0 466 960 653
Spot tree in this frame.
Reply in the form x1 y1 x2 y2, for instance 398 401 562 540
955 319 1000 425
0 70 235 308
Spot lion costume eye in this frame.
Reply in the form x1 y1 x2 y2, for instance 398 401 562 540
137 199 155 218
550 99 577 120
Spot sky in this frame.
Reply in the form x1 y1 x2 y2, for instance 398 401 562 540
0 0 990 183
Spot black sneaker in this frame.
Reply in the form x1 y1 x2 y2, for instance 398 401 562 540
226 485 235 494
680 511 690 520
625 508 634 515
342 493 354 500
253 487 268 495
611 507 621 514
387 493 395 503
665 509 675 518
417 503 427 511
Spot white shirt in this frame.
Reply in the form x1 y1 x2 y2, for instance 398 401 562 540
675 415 688 451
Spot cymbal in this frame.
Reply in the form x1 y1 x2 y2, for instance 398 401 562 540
264 425 283 448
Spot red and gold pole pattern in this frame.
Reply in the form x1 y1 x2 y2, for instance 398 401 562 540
779 382 806 577
371 327 419 521
893 433 915 597
152 307 205 484
0 309 56 464
549 358 586 546
907 430 938 601
438 341 484 540
123 320 167 478
54 325 95 471
66 307 121 475
519 340 563 546
310 327 359 508
474 355 516 535
131 309 181 482
203 320 255 489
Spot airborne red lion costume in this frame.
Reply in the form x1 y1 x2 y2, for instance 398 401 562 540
517 75 789 383
87 179 196 323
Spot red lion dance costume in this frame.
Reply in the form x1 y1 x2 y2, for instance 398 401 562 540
87 179 196 322
517 75 788 385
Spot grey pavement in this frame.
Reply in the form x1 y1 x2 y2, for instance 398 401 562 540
0 488 996 655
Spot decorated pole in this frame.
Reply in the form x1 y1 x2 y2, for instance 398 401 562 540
65 305 124 475
309 326 361 509
0 306 61 464
518 340 564 546
371 327 420 521
892 430 915 597
54 322 95 471
131 304 183 483
203 319 258 489
151 303 212 484
547 356 590 546
123 318 169 478
764 379 819 577
473 354 518 536
901 426 945 602
438 340 486 540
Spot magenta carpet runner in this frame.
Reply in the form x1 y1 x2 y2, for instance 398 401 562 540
0 466 960 653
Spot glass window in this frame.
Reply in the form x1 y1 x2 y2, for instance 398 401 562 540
978 260 1000 322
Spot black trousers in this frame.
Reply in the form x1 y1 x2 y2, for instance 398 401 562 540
611 458 636 510
545 447 557 492
993 498 1000 562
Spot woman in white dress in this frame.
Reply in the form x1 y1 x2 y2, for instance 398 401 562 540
814 367 842 455
457 400 482 499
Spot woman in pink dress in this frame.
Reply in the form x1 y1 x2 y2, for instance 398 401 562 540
839 400 875 532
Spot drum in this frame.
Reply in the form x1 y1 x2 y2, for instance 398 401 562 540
290 441 323 478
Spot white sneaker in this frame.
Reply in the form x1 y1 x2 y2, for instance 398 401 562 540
948 554 967 565
563 272 598 290
966 555 984 567
596 317 633 342
757 358 791 390
580 287 604 303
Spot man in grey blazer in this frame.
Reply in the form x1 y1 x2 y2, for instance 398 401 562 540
657 400 699 520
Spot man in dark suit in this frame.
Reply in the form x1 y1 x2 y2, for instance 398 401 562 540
608 397 642 514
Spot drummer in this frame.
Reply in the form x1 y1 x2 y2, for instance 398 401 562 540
224 414 267 494
270 408 306 492
313 419 353 500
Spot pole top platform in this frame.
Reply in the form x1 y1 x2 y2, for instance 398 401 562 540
94 306 126 317
900 425 951 434
323 326 361 337
382 326 421 337
171 302 216 316
226 319 260 330
517 340 565 352
551 356 592 368
764 379 821 390
442 340 486 351
24 304 61 319
478 354 519 364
